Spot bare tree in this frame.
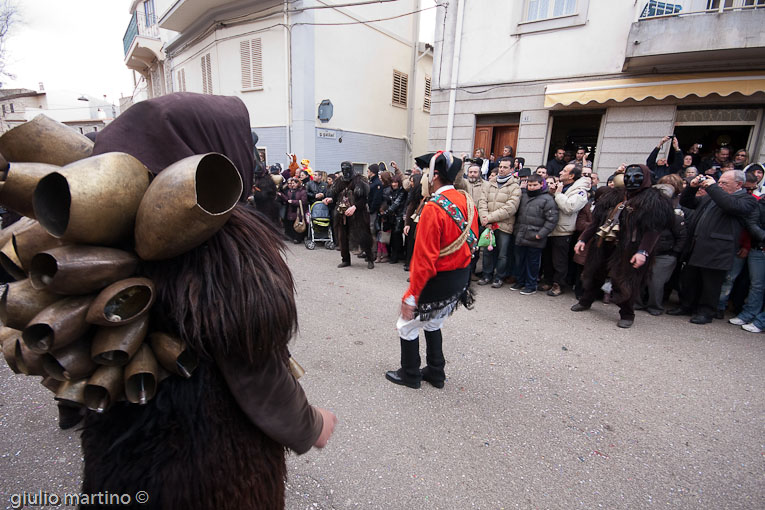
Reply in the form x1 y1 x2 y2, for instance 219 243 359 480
0 0 17 81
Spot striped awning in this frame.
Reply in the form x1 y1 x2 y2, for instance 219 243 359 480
544 72 765 107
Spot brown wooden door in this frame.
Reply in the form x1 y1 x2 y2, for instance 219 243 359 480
474 126 493 156
492 126 518 159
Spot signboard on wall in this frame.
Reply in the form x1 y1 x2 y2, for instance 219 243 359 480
317 129 336 139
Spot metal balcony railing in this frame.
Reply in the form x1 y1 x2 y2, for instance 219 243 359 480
123 12 160 57
638 0 765 19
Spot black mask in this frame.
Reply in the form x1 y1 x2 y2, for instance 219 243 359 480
624 166 644 191
341 161 353 181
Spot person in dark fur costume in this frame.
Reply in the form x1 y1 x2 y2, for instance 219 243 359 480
325 161 374 269
81 92 337 509
248 163 281 226
570 164 674 328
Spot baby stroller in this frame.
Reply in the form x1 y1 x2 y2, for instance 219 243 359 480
305 201 335 250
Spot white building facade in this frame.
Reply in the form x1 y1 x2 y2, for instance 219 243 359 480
431 0 765 174
123 0 433 173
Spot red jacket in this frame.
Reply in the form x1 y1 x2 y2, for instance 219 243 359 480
404 187 479 304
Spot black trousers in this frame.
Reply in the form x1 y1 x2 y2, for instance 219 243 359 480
405 224 417 265
542 235 571 286
679 264 727 317
390 228 405 262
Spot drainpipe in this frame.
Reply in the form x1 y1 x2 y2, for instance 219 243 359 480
445 0 465 151
284 0 293 153
405 0 420 167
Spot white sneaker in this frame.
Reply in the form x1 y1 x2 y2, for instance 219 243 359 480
741 323 763 333
729 317 747 326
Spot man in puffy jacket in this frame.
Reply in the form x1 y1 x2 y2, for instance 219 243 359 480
541 163 590 296
466 163 488 278
511 174 559 295
477 157 521 288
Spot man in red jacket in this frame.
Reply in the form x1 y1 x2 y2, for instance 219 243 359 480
385 152 479 389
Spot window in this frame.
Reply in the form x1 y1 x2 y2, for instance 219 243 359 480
392 70 408 108
1 105 5 115
423 76 431 112
94 127 98 132
201 53 213 94
9 103 13 113
144 0 156 25
526 0 577 21
177 69 187 92
240 38 263 91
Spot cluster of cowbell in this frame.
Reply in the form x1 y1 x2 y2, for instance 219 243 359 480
0 114 244 415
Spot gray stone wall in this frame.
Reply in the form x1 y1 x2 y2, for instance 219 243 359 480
596 105 676 175
315 128 406 174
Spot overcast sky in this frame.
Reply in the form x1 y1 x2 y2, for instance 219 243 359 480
4 1 135 102
3 0 436 103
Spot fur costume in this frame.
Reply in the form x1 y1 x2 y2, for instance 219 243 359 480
249 171 281 227
578 166 674 319
80 206 311 510
332 172 373 262
77 93 323 509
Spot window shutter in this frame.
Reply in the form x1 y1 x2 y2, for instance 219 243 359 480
423 76 431 112
177 69 186 92
392 70 408 107
241 38 263 90
201 53 212 94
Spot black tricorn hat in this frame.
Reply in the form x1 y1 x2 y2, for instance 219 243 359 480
414 152 463 183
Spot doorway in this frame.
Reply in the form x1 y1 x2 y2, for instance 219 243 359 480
546 111 604 163
672 125 753 161
474 125 519 161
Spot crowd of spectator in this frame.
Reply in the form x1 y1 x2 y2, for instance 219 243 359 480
250 137 765 331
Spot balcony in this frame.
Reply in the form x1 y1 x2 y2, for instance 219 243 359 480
624 0 765 72
123 11 164 72
160 0 249 32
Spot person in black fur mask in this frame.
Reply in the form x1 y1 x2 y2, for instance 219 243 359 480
570 164 674 328
81 92 337 509
247 159 280 226
324 161 375 269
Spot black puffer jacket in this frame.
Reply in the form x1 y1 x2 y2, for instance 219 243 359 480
513 190 559 249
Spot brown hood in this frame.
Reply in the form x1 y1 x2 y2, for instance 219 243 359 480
92 93 254 201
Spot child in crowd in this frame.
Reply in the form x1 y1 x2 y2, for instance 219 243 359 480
375 202 392 263
511 174 559 295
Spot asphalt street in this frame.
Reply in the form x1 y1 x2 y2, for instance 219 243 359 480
1 243 764 509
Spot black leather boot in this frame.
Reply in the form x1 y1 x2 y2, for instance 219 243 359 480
421 329 445 388
385 337 422 389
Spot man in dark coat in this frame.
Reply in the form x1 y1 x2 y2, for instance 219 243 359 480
546 147 567 178
325 161 374 269
668 170 756 323
367 163 384 255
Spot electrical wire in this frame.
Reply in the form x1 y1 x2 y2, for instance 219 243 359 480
291 3 442 27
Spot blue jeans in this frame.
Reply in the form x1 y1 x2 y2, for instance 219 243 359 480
719 255 746 310
514 245 542 291
736 249 765 322
482 230 513 281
